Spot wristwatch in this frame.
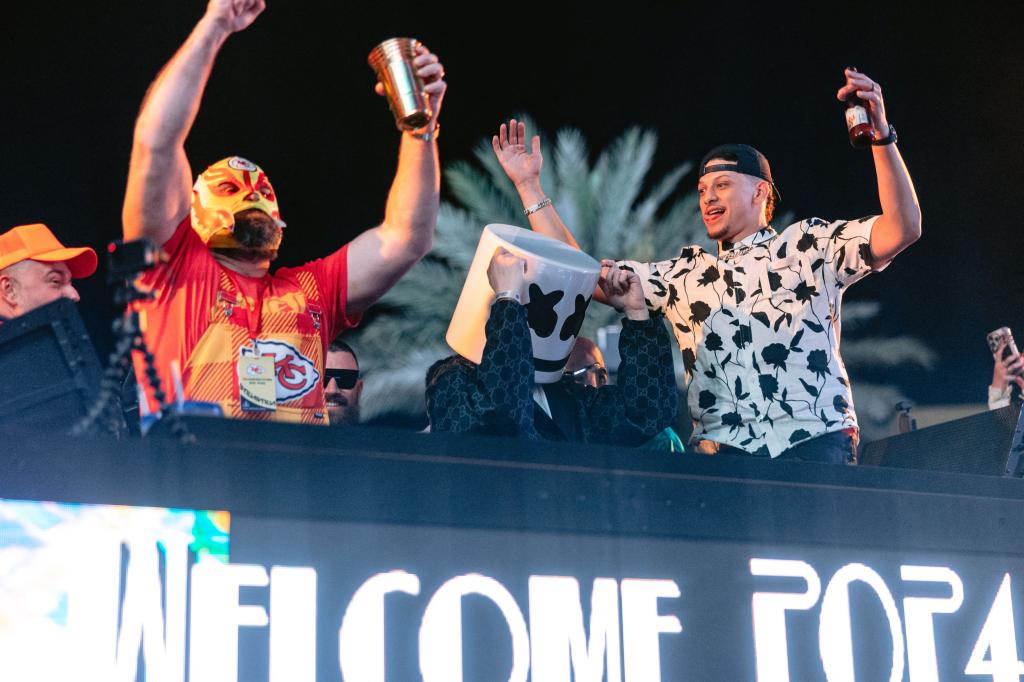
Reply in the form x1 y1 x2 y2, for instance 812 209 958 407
871 123 898 146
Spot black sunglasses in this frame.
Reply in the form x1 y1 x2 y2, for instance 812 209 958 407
323 368 359 389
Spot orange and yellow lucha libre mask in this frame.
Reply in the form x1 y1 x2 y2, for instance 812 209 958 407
190 157 286 248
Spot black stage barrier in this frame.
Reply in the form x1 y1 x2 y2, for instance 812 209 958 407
2 418 1024 681
0 297 101 428
860 403 1023 476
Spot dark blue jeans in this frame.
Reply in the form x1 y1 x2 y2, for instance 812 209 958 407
718 430 859 465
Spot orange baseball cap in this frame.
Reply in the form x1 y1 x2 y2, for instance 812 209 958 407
0 223 97 278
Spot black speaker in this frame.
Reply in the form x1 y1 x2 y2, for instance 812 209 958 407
0 298 102 429
860 404 1023 476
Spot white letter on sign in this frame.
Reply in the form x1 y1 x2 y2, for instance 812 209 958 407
900 565 963 682
114 534 190 682
419 574 530 682
66 528 122 682
964 574 1024 681
750 558 821 682
819 563 904 682
338 570 421 682
188 562 270 682
269 566 317 682
620 579 682 682
528 576 622 682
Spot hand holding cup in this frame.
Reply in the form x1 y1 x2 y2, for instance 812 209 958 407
369 40 447 132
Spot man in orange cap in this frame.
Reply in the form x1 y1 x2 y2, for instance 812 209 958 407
0 223 97 321
122 0 446 424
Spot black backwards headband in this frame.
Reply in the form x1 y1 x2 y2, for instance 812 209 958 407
699 143 782 202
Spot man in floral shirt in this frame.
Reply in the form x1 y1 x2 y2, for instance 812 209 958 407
491 67 921 463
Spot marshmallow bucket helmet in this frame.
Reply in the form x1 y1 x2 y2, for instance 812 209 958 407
190 156 286 248
447 224 601 384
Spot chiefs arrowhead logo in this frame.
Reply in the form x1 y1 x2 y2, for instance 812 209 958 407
244 362 267 378
228 156 259 172
241 340 321 402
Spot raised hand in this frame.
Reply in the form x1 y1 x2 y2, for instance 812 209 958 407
598 260 648 320
993 341 1024 392
491 119 543 189
375 43 447 130
488 118 579 249
205 0 266 34
487 247 527 296
837 67 890 139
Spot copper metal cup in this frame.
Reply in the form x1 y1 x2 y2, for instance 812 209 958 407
368 37 432 131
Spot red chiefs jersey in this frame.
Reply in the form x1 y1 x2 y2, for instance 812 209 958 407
132 219 360 423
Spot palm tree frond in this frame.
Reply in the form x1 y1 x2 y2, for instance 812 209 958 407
445 161 517 224
431 203 488 271
592 128 657 256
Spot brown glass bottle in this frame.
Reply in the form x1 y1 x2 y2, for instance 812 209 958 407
844 66 873 148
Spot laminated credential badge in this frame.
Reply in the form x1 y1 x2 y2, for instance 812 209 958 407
238 355 277 412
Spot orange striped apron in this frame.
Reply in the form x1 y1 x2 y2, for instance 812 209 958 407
183 269 328 425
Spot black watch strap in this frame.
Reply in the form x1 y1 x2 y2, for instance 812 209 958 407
871 123 898 146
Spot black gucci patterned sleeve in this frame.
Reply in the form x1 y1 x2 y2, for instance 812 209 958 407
578 315 677 446
425 300 538 438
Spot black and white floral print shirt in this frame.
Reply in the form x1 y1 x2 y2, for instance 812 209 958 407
619 216 883 457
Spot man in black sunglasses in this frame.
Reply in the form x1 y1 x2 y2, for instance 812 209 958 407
563 337 610 389
325 340 363 426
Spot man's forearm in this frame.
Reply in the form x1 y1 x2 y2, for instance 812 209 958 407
588 316 676 445
617 316 677 434
379 134 440 261
869 143 922 263
344 132 441 313
133 16 229 151
515 176 608 304
479 300 534 426
124 14 231 242
514 178 580 249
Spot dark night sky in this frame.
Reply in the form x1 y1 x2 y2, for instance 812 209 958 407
4 2 1023 404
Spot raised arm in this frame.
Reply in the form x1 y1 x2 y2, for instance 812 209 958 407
426 248 535 436
122 0 265 245
492 119 580 248
492 119 612 304
836 68 922 268
345 45 447 314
